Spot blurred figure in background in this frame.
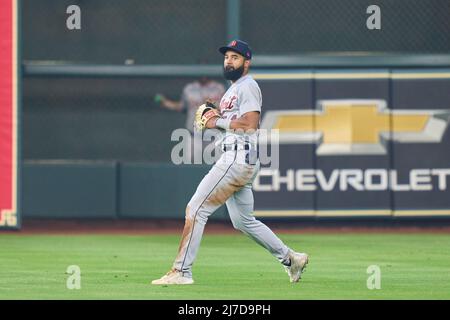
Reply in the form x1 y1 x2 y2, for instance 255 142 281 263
154 75 225 162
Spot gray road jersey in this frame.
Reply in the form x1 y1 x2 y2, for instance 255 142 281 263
218 74 262 146
182 81 225 133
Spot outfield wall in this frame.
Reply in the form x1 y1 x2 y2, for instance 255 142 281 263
22 162 228 220
2 1 450 227
22 69 450 220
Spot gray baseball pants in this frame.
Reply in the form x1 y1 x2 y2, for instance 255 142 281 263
172 149 290 278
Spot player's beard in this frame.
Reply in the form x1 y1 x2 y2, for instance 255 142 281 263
223 64 245 81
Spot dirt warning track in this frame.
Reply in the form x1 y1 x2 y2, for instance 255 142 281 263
2 218 450 235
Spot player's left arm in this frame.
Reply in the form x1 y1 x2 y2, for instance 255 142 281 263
207 111 259 130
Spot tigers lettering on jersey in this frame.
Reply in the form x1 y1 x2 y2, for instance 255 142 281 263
220 95 238 114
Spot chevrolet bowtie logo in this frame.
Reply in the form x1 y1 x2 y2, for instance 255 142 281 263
260 100 450 155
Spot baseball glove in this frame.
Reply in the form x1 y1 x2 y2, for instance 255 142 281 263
194 101 220 131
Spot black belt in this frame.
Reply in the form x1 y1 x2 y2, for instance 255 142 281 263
222 143 251 152
222 143 259 165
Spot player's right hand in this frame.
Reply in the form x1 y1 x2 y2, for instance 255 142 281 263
154 94 164 105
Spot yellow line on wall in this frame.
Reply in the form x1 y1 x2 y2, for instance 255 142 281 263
252 73 313 80
391 73 450 79
393 210 450 216
315 73 390 79
316 210 391 217
254 210 315 217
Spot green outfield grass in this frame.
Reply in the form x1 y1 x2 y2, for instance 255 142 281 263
0 232 449 299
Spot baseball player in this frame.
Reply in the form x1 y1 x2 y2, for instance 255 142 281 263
152 40 308 285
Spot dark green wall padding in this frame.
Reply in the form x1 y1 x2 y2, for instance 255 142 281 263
22 161 228 220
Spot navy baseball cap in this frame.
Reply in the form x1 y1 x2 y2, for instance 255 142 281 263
219 39 252 60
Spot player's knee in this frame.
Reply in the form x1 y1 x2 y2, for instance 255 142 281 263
186 204 209 224
185 205 195 221
195 207 210 224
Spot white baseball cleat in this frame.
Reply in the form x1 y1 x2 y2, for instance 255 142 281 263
151 268 194 285
284 251 309 283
